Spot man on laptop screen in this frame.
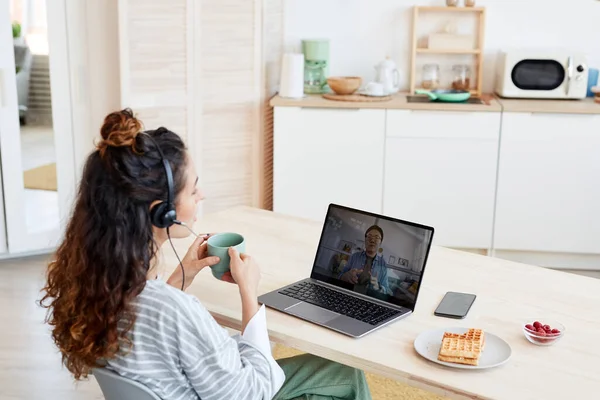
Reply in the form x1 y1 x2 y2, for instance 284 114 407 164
311 206 431 309
338 224 391 295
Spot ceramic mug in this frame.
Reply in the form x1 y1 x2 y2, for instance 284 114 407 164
365 82 385 96
207 233 245 280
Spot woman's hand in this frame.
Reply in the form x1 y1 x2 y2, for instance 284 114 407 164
167 234 220 291
225 247 261 297
226 247 261 334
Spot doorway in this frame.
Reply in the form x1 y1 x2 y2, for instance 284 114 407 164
14 0 59 235
0 0 74 256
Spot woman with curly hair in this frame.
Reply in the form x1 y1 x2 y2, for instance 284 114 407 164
39 109 372 400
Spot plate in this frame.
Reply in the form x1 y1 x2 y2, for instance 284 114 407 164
414 327 511 370
357 90 393 97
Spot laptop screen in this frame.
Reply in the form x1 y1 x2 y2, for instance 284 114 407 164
310 204 434 310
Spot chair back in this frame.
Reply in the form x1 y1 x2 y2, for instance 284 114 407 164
92 368 162 400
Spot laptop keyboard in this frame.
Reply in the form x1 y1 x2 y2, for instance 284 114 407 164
279 282 401 325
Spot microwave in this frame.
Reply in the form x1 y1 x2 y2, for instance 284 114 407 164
495 50 588 99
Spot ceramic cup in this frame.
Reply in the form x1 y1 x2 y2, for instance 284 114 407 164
365 82 385 96
207 232 245 280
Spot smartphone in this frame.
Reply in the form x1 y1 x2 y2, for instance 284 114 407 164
434 291 476 319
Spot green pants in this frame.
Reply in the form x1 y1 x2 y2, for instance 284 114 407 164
273 354 372 400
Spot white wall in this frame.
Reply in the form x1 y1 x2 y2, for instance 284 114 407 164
66 0 121 181
283 0 600 92
378 219 422 269
85 0 121 143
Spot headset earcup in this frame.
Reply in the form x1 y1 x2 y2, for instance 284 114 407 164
150 202 176 229
163 208 177 228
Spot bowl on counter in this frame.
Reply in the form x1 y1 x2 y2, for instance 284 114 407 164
522 319 565 346
327 76 362 95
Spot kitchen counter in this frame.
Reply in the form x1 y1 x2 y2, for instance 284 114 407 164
270 92 503 112
495 97 600 114
270 93 600 114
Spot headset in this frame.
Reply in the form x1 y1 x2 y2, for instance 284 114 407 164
145 132 186 290
147 134 177 229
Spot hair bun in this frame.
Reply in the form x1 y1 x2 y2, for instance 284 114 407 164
97 108 143 156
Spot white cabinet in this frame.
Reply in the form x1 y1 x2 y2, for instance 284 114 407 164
494 112 600 254
383 110 501 249
273 107 385 221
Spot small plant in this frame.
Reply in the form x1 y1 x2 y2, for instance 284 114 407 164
12 21 21 38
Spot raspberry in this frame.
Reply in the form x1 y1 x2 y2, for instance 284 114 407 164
525 324 535 331
543 324 551 331
551 329 560 334
533 321 542 329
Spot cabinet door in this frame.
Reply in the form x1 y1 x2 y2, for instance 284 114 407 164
383 110 500 249
273 107 385 221
494 112 600 253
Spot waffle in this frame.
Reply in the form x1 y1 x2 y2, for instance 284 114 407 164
462 328 485 350
442 328 485 347
437 354 479 366
438 329 485 366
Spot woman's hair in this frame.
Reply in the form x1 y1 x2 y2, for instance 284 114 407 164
39 109 187 380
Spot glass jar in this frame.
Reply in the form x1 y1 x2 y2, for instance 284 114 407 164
464 0 476 6
446 0 458 6
422 64 440 90
452 64 471 91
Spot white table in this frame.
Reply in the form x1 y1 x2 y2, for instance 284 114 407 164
167 207 600 399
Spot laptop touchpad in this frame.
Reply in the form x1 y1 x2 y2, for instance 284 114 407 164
286 302 339 324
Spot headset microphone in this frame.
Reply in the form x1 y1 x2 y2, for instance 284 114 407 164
173 220 208 239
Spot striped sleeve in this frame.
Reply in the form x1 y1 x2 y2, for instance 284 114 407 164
176 295 281 400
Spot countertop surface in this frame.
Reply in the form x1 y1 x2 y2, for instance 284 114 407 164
271 92 503 112
174 207 600 400
270 92 600 114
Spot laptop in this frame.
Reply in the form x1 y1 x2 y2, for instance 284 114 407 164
258 204 434 338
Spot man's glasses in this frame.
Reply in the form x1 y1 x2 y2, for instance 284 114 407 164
366 234 381 241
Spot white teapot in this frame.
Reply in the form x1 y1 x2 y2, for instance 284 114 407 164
374 57 400 94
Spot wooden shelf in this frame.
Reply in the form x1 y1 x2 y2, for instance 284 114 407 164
410 5 486 97
416 6 485 13
416 48 481 55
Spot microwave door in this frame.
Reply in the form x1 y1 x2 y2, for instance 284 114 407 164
511 60 566 92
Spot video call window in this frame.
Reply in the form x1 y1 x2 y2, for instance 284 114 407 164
311 206 433 309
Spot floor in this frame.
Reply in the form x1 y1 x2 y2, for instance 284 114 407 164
20 125 60 235
24 189 59 235
20 125 56 171
0 255 103 400
1 254 598 399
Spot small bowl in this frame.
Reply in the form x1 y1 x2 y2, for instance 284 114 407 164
522 319 565 346
327 76 362 95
